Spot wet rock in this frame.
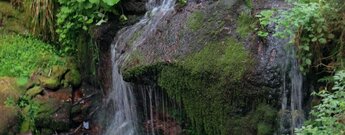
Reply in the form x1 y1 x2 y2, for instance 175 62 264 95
121 0 148 14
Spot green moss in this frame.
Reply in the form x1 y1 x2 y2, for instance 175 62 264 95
0 2 18 18
187 11 204 31
25 86 43 98
257 123 271 135
227 104 277 135
157 38 256 135
245 0 253 9
123 50 146 70
123 63 168 83
236 12 256 38
38 76 60 90
64 69 81 88
183 37 252 81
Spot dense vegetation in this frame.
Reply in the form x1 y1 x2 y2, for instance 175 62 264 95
0 35 64 78
0 0 121 134
1 0 345 134
257 0 345 134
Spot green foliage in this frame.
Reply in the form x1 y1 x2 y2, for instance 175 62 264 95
56 0 120 53
183 38 252 81
178 0 187 6
229 104 277 135
257 0 345 73
5 95 40 133
255 10 274 37
296 70 345 135
236 12 256 38
0 35 64 78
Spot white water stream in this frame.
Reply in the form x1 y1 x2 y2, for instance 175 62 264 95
104 0 175 134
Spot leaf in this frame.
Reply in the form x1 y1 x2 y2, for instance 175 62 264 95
102 0 120 6
96 19 107 26
89 0 100 4
327 34 335 39
319 38 327 44
312 37 318 42
306 59 312 65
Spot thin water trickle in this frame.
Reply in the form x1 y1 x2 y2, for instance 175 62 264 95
267 33 305 134
104 0 176 135
280 45 305 134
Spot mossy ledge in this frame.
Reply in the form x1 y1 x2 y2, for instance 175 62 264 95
123 38 278 134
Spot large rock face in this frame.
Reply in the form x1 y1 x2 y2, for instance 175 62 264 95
100 0 288 134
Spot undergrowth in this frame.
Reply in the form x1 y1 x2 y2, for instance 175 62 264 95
0 35 64 78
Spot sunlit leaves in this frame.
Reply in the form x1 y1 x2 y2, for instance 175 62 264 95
56 0 121 54
102 0 120 6
296 71 345 135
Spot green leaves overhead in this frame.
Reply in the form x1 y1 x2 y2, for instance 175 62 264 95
296 71 345 135
102 0 120 6
89 0 100 4
257 0 344 74
88 0 120 6
56 0 121 54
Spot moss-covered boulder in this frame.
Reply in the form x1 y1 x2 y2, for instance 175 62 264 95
25 86 43 98
64 69 81 88
116 0 283 134
37 65 70 90
38 76 61 90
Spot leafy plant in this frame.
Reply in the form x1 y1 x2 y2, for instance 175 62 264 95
0 35 64 78
56 0 120 54
5 95 40 133
178 0 187 6
255 10 274 37
257 0 345 73
296 70 345 135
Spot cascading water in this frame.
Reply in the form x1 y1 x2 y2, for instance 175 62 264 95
280 46 305 134
104 0 176 135
266 29 305 134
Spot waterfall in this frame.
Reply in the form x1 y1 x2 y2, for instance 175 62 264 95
104 0 176 135
280 45 305 134
267 33 305 134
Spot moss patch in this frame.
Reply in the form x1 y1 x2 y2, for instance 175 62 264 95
157 38 259 135
236 12 256 38
183 38 252 81
0 1 28 34
0 2 18 18
187 11 205 31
